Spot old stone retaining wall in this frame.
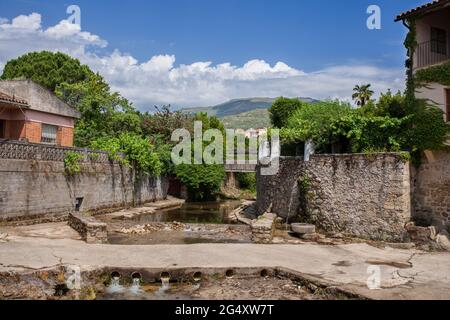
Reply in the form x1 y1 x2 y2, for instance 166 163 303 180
412 150 450 231
256 154 411 241
0 157 168 222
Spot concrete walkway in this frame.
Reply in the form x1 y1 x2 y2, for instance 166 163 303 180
1 233 450 299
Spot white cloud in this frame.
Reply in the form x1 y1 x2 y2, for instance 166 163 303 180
0 13 405 110
0 13 106 65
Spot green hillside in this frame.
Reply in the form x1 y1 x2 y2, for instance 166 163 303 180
182 97 317 129
221 108 271 129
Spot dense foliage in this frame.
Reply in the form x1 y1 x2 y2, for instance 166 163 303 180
268 97 306 128
284 101 352 152
173 112 226 200
141 105 193 140
63 151 83 176
279 93 448 160
175 164 225 201
91 133 162 175
414 61 450 87
57 73 142 146
235 172 256 192
1 51 93 91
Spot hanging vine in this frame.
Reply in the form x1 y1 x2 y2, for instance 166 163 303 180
404 18 417 108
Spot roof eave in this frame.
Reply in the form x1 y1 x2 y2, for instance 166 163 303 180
395 0 450 22
0 99 30 108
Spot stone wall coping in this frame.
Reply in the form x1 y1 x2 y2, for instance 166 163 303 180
282 152 405 159
0 140 124 163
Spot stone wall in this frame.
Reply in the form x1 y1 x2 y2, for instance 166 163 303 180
256 154 411 242
68 212 107 244
256 157 305 221
412 150 450 231
0 157 168 222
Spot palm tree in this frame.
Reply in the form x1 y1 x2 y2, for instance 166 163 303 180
352 84 374 107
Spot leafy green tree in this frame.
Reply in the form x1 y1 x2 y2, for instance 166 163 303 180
352 84 374 107
56 73 141 146
403 99 449 154
1 51 93 91
173 113 227 200
269 97 306 128
175 164 225 201
359 89 407 118
141 105 193 141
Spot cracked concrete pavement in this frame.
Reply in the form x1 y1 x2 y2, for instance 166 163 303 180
1 230 450 300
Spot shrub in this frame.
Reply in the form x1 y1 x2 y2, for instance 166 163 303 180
175 164 225 201
269 97 306 128
286 100 352 152
91 133 162 176
235 172 256 191
64 151 83 175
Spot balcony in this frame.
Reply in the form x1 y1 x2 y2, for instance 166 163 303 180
415 37 450 70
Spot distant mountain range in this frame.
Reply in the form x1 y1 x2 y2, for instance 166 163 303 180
182 97 317 129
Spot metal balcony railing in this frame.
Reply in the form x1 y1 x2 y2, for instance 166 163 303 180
415 38 450 69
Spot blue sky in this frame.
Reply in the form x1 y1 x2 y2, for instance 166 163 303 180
0 0 427 109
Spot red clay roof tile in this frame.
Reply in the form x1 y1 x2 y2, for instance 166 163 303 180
395 0 450 21
0 91 29 106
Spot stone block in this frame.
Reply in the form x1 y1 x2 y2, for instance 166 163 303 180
68 212 107 244
251 212 276 244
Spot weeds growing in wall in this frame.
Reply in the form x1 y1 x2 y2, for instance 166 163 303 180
64 151 83 176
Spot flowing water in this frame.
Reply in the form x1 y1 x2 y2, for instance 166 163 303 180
107 200 252 245
130 200 242 224
98 277 337 300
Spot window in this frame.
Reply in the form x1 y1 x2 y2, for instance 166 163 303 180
41 124 57 144
0 120 4 139
431 27 447 55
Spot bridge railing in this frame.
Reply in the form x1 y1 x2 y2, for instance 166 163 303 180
224 163 257 172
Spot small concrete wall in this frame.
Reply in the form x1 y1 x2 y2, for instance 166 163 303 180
256 154 411 242
0 158 168 222
412 150 450 231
